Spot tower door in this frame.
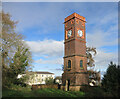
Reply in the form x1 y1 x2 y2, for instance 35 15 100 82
67 80 70 91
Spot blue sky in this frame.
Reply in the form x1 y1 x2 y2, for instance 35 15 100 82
3 2 118 76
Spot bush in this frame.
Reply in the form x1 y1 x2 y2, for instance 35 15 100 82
45 77 54 85
83 86 105 97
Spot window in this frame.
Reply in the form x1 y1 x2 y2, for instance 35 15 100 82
80 60 83 68
68 60 71 68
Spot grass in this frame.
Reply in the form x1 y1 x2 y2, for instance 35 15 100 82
84 86 105 97
3 84 111 98
2 85 85 97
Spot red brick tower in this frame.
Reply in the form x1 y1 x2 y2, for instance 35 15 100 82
62 13 88 91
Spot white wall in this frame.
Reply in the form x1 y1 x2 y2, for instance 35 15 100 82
28 73 55 85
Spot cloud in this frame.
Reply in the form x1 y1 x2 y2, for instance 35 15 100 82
99 13 117 25
35 57 63 65
26 38 118 72
3 2 66 32
54 68 62 71
3 2 118 34
94 49 118 71
86 29 118 48
91 10 117 26
26 39 64 57
3 2 118 76
86 13 118 48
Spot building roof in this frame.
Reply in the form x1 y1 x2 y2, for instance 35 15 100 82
64 12 86 23
30 71 54 74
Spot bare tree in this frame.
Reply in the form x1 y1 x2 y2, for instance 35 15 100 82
86 47 97 68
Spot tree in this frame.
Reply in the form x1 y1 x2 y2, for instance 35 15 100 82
45 77 54 85
61 46 98 85
101 61 120 97
88 70 101 86
1 11 32 88
86 47 100 86
86 47 97 68
62 47 97 71
9 45 32 85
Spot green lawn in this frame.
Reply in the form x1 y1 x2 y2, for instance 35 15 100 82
3 85 110 97
2 85 85 97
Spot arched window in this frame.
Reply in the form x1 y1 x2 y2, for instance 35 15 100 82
80 60 83 68
68 60 71 68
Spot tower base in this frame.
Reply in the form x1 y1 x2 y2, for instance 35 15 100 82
61 85 88 91
61 72 89 91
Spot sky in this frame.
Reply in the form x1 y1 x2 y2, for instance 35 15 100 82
2 2 118 77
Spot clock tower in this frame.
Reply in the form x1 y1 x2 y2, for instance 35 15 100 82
62 13 88 91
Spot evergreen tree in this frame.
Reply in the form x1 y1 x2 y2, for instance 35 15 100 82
101 61 120 97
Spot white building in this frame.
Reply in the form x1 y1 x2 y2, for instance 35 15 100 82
18 71 55 85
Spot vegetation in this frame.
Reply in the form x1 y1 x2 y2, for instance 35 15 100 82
2 85 85 97
101 61 120 97
2 12 119 98
45 77 54 85
1 11 32 88
62 47 97 70
87 70 101 86
3 61 119 98
82 86 105 97
86 47 97 67
86 47 101 85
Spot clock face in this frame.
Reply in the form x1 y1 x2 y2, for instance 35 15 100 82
78 30 83 37
67 30 72 38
